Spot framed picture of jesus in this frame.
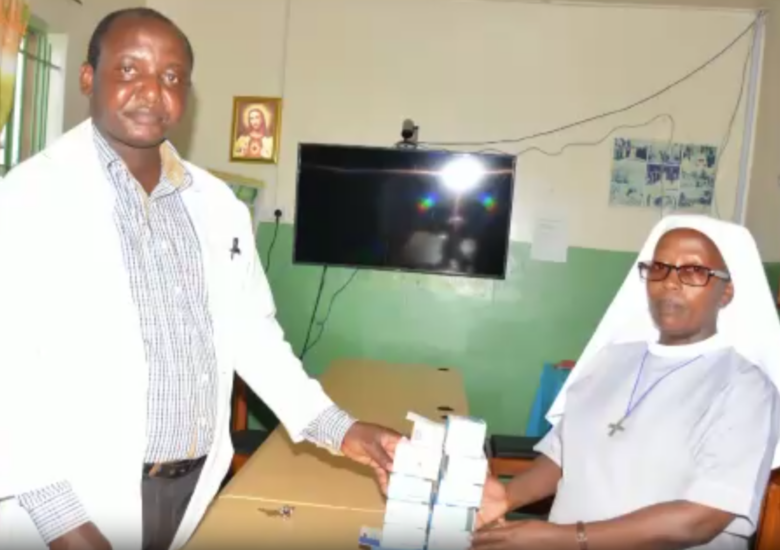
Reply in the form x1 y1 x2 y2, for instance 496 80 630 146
229 96 282 164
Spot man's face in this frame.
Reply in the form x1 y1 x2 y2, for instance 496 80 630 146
646 228 734 344
79 16 191 148
248 109 262 130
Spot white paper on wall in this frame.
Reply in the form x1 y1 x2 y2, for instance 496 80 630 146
530 207 569 263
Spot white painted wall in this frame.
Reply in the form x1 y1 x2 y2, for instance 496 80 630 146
745 5 780 261
147 0 289 212
151 0 759 253
27 0 145 133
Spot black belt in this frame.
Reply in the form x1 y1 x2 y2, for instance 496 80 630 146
143 456 206 479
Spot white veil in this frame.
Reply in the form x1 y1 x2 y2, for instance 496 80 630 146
545 214 780 466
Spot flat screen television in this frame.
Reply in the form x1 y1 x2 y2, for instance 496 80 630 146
292 143 516 279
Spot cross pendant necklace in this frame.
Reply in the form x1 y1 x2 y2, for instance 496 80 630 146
607 349 704 437
607 418 626 437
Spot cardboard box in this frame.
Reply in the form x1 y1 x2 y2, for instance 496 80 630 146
441 454 488 486
383 500 431 530
380 523 427 550
392 438 442 481
434 478 483 508
444 416 487 457
387 473 434 505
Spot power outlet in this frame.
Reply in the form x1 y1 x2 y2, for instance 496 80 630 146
257 206 283 223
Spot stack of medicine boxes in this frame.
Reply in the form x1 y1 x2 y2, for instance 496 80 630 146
380 412 488 550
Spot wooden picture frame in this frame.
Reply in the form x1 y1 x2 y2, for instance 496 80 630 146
229 96 283 164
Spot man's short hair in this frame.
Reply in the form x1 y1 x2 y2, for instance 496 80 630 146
86 7 194 70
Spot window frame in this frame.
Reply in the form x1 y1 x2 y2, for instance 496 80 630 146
1 16 56 173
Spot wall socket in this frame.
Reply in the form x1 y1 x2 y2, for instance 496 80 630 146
257 206 284 223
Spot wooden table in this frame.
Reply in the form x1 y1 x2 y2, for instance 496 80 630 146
756 470 780 550
184 358 469 549
489 456 535 477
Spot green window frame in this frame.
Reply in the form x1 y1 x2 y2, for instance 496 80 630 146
0 19 55 174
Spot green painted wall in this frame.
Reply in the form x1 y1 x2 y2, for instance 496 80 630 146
766 263 780 301
249 222 780 436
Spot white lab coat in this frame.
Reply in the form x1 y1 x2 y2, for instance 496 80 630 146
0 120 337 550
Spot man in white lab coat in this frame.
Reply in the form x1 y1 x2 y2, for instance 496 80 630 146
0 8 401 550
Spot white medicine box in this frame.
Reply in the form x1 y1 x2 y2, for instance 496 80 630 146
387 473 434 505
407 411 447 450
383 500 431 530
441 453 488 486
435 477 484 508
429 504 477 532
380 523 427 550
391 438 442 481
444 415 487 457
427 528 472 550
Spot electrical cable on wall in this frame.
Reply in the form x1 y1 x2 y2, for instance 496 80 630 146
471 113 676 160
264 209 283 272
294 11 761 359
502 13 756 221
301 269 359 358
710 12 758 220
418 12 761 150
417 12 760 221
299 266 328 360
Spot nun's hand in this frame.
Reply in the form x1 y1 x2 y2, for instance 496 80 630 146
50 524 112 550
472 519 572 550
476 475 511 529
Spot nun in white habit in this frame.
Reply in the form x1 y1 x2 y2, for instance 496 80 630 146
473 215 780 550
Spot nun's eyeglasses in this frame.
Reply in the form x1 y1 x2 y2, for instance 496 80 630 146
638 261 731 287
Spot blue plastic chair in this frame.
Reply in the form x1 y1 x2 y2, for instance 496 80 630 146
525 362 573 437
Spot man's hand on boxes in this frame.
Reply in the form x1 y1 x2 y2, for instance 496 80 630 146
341 421 404 494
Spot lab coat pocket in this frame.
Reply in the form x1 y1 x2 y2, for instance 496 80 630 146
201 226 251 370
201 226 246 305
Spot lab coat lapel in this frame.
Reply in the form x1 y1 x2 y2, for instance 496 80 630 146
25 120 149 548
174 178 238 549
180 181 235 380
45 120 149 421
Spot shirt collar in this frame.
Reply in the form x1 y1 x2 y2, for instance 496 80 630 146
92 124 191 190
647 332 729 358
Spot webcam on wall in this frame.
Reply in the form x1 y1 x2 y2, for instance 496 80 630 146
398 119 419 148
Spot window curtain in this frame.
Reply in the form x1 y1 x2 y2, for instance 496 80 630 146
0 0 29 131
